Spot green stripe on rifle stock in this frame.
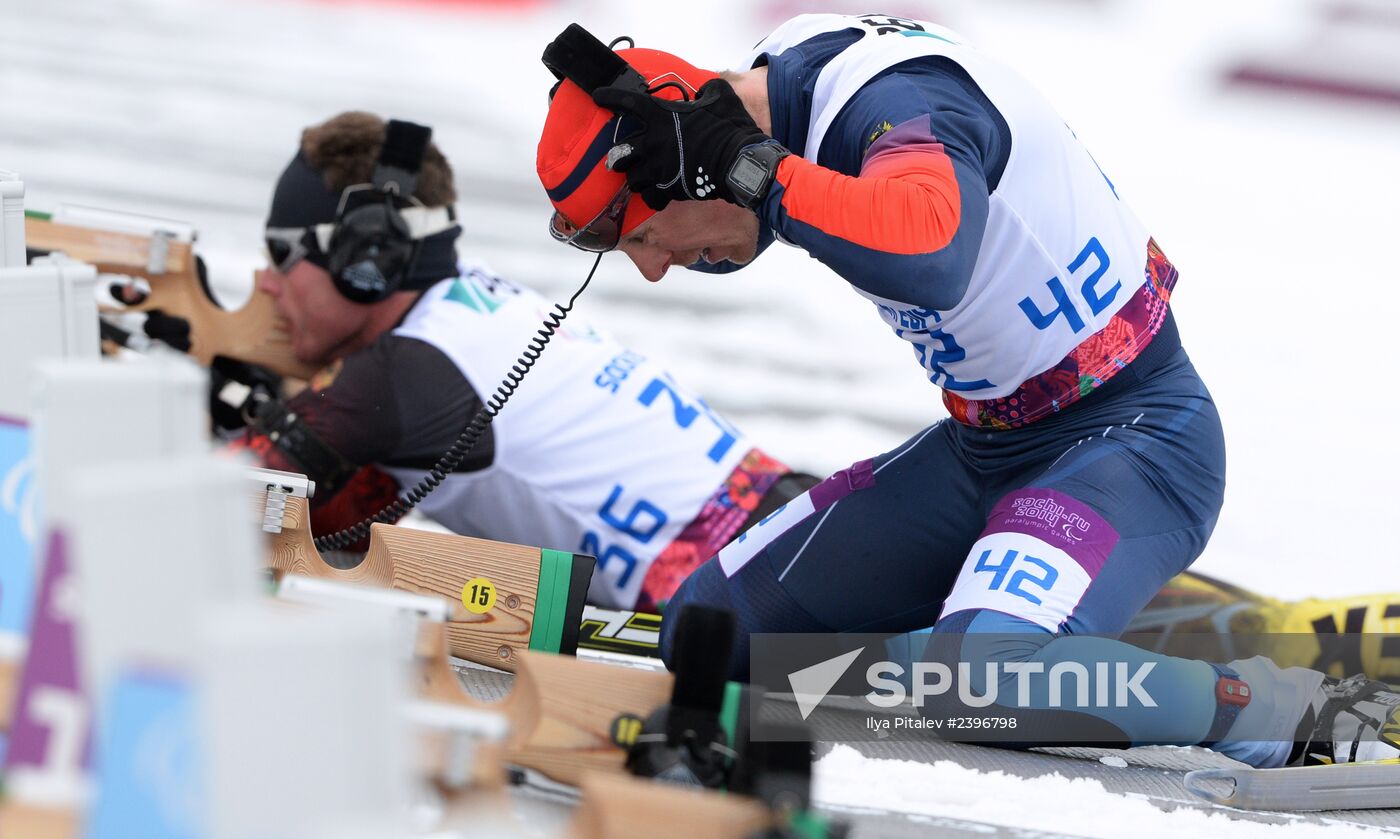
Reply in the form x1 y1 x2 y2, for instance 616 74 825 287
787 811 834 839
527 550 559 653
719 680 743 753
528 549 574 653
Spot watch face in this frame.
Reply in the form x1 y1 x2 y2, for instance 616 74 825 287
731 157 767 194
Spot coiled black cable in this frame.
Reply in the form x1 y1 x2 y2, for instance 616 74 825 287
314 253 604 552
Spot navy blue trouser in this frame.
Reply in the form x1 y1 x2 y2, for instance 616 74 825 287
663 341 1232 746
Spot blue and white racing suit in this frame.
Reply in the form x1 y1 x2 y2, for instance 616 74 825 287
664 14 1317 765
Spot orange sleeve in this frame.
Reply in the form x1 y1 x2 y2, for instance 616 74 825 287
773 143 962 255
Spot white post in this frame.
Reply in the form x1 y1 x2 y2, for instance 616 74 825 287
43 256 103 361
0 260 100 420
6 454 261 828
0 169 24 267
200 602 409 839
67 455 260 703
0 259 101 720
4 358 207 719
31 357 208 526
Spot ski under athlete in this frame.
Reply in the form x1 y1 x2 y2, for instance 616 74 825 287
535 15 1399 767
235 110 815 611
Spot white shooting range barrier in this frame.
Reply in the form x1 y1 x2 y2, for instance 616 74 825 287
0 357 214 823
67 455 260 706
275 575 518 836
0 223 100 734
0 257 100 420
1 170 25 267
5 454 261 834
31 357 207 527
0 170 99 419
200 602 409 839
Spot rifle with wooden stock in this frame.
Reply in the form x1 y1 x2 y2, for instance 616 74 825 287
23 207 318 379
272 565 757 791
255 467 594 668
254 467 715 789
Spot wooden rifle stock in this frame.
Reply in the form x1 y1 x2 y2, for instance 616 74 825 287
0 801 76 839
418 622 674 787
272 545 677 787
24 215 318 379
258 475 688 788
257 480 592 671
0 659 15 731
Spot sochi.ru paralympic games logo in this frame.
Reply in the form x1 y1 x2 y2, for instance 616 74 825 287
2 454 38 544
1011 495 1091 543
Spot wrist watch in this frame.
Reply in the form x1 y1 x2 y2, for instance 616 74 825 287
726 141 791 209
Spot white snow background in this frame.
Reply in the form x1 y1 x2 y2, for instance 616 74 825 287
2 0 1398 834
816 744 1392 838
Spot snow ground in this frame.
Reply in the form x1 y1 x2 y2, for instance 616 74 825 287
2 0 1398 833
815 744 1391 838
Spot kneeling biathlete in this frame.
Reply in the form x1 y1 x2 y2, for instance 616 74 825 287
534 16 1399 767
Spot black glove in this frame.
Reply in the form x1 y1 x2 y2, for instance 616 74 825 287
142 308 193 352
593 79 786 211
209 355 284 436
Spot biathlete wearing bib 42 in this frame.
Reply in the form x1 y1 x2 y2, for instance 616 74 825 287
697 16 1175 429
664 15 1312 766
245 261 809 611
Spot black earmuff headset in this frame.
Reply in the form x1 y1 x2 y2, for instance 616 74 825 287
317 31 625 550
326 119 434 304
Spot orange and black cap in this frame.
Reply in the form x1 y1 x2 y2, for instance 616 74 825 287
537 40 718 250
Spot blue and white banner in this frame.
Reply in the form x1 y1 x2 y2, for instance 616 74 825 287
85 670 201 839
0 415 37 647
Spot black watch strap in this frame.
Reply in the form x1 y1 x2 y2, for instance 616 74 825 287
726 141 791 210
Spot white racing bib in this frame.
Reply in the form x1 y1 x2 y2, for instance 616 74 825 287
748 14 1154 401
386 264 747 608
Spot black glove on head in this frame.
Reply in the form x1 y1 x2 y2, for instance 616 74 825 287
593 78 785 211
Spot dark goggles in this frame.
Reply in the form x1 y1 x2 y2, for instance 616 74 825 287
548 185 631 253
264 225 328 273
